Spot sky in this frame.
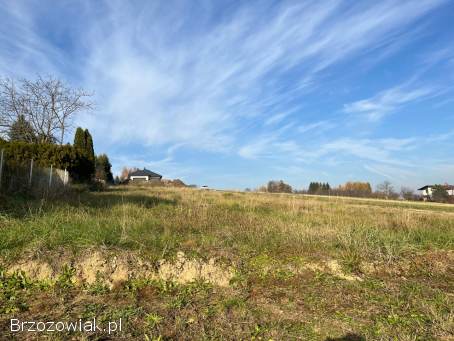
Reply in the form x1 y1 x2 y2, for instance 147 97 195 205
1 0 453 190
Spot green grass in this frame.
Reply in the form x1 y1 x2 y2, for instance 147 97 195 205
0 186 453 339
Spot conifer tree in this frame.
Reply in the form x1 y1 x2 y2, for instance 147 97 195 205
73 127 85 150
8 115 36 143
95 153 114 184
85 129 95 162
73 127 95 181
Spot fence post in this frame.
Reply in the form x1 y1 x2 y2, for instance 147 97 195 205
49 164 53 188
0 149 3 191
65 168 69 187
29 158 34 187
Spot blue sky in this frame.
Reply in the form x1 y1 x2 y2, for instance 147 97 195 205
1 0 453 190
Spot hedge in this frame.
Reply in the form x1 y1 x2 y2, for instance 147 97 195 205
0 139 94 182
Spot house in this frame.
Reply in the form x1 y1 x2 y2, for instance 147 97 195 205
418 184 454 199
128 168 162 182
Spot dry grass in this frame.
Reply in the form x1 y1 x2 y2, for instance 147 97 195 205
0 186 453 340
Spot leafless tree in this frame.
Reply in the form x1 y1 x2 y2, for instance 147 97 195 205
376 180 397 199
400 186 415 201
120 166 138 181
0 76 93 144
0 78 22 135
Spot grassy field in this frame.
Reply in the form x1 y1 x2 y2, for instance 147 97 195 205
0 186 453 340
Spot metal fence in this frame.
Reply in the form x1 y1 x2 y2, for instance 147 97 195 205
0 149 70 197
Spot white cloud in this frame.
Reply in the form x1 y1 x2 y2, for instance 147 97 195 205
1 0 448 149
344 83 439 121
298 120 333 134
320 137 417 165
2 0 453 189
264 112 290 126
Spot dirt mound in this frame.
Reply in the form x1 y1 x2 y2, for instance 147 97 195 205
5 251 233 288
157 251 233 286
300 259 363 281
8 260 54 281
161 179 187 187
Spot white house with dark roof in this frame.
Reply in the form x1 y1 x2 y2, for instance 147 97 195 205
128 168 162 182
418 184 454 199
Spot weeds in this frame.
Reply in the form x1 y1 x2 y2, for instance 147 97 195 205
0 187 453 340
55 264 75 289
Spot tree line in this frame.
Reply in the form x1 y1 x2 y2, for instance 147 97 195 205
249 180 451 203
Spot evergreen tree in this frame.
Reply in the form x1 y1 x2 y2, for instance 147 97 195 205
85 129 95 162
95 154 114 184
308 182 316 194
72 127 95 181
8 115 36 143
73 127 85 149
432 185 449 203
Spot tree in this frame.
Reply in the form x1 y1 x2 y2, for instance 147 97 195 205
308 182 320 194
73 127 95 161
400 187 415 201
267 180 292 193
307 182 330 195
0 78 22 137
0 76 93 144
85 129 95 162
8 115 36 142
256 186 267 192
120 167 130 181
120 166 138 181
337 182 372 197
431 185 449 203
73 127 95 181
73 127 85 149
95 154 113 184
376 181 396 199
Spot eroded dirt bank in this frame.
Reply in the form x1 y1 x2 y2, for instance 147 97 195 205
4 250 235 288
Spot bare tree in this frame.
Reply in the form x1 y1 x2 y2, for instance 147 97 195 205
376 180 396 199
120 166 138 181
400 186 414 201
0 76 93 144
0 78 23 135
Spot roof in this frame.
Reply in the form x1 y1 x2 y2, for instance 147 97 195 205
418 185 454 191
129 168 162 178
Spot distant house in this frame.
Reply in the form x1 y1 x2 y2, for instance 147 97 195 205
129 168 162 182
418 185 454 199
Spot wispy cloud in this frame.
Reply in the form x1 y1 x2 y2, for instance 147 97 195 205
264 112 291 126
320 137 416 165
298 120 334 134
1 0 448 149
1 0 452 188
344 82 440 121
